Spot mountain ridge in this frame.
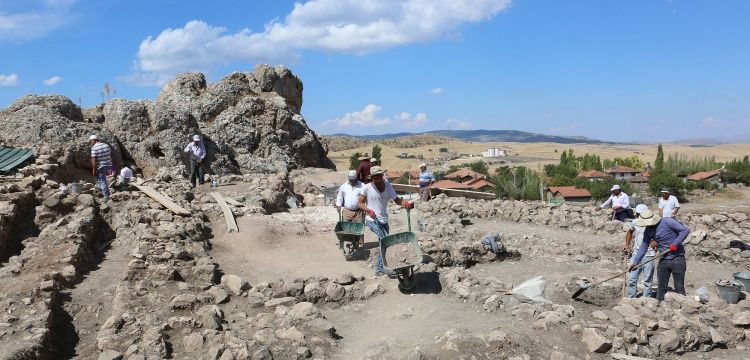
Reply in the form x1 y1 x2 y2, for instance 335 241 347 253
328 129 608 144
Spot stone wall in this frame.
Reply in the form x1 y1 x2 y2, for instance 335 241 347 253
418 195 749 267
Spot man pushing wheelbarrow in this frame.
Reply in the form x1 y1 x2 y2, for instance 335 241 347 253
334 170 365 258
357 166 413 277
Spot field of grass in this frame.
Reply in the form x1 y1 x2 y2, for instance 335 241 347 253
329 138 750 173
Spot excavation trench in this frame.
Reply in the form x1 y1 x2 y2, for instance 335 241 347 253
0 192 39 267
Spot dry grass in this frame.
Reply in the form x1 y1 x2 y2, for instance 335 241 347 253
329 138 750 173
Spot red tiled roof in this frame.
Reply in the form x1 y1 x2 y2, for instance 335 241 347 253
577 170 607 178
687 169 722 181
432 179 474 189
386 170 419 180
604 165 641 174
445 168 486 180
463 178 495 189
641 170 652 178
629 175 649 183
547 186 592 198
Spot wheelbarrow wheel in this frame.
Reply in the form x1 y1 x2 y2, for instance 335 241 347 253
396 267 416 293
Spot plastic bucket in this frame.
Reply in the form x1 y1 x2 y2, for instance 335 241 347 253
70 183 83 194
733 272 750 292
716 281 742 304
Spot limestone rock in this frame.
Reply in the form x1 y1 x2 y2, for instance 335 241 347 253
582 327 612 353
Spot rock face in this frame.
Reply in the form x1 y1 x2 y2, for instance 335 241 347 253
0 65 332 179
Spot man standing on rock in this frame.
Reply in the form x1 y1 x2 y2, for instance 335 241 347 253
629 208 690 301
89 134 112 201
336 170 365 245
184 135 207 188
356 156 372 184
599 185 630 221
418 163 436 201
358 166 413 277
624 204 656 298
658 188 680 218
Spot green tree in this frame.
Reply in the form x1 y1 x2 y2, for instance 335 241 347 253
573 176 633 200
654 144 665 174
396 173 411 185
492 166 542 200
468 160 489 175
371 144 382 165
648 172 684 197
349 152 362 170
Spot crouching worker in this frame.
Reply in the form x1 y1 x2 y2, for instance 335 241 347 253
358 166 413 277
628 209 690 301
113 165 136 191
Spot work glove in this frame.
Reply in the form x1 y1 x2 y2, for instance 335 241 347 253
367 209 376 218
669 244 679 252
403 201 414 210
628 263 638 272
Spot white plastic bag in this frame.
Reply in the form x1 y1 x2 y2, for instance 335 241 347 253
511 276 550 304
695 286 709 304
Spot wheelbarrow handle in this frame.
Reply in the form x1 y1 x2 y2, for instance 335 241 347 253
406 207 411 232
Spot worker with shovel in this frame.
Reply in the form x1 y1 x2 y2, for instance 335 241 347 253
624 204 656 298
184 134 207 189
629 208 690 301
336 170 365 245
357 166 413 277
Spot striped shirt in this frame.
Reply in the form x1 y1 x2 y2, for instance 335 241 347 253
91 142 112 168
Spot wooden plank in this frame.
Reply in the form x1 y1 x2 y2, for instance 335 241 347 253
391 183 496 200
222 196 244 207
211 192 239 232
131 183 191 215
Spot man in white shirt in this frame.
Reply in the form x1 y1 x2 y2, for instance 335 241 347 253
599 184 631 222
358 166 413 277
658 188 680 218
114 165 135 190
184 135 207 188
336 170 365 244
624 204 656 298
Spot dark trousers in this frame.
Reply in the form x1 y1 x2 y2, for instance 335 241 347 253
190 160 205 187
614 208 629 222
656 256 686 301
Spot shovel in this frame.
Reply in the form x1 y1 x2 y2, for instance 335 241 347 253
571 237 691 299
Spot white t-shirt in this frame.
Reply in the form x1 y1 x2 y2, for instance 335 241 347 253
658 195 680 218
336 181 363 210
361 182 398 224
120 167 134 179
631 222 655 257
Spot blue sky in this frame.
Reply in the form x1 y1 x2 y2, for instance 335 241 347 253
1 0 749 142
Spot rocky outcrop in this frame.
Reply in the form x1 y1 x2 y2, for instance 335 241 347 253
0 65 332 179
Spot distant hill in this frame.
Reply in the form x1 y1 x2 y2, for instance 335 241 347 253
331 129 606 144
671 134 750 145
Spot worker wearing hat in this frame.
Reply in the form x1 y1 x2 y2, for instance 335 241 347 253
418 163 436 201
358 166 414 277
355 154 372 184
599 184 631 221
336 170 365 246
629 208 690 301
658 187 680 218
184 134 207 188
624 204 657 298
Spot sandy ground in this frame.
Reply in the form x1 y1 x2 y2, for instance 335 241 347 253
681 187 750 214
329 139 750 172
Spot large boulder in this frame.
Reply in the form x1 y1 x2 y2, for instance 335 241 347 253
0 65 332 178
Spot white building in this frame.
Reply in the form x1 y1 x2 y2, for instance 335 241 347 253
481 148 507 157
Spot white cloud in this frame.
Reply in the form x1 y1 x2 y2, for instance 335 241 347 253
0 73 19 86
324 104 428 129
446 118 472 130
127 0 511 82
116 72 171 87
0 0 77 42
42 75 63 86
430 87 445 95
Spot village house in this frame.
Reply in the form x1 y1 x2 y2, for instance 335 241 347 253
546 186 592 204
604 165 641 181
444 168 486 183
686 169 723 185
462 178 496 192
431 179 474 190
577 169 607 181
481 148 507 157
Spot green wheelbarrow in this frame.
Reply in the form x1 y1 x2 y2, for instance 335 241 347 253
335 210 364 260
378 208 423 292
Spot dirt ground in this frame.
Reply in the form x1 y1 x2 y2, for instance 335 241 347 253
681 187 750 214
209 202 749 359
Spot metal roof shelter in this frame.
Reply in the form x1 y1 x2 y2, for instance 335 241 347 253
0 145 34 173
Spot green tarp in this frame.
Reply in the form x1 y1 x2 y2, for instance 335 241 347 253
0 146 34 173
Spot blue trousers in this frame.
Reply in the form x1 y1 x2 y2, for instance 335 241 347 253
628 254 654 298
366 219 389 273
96 165 111 199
